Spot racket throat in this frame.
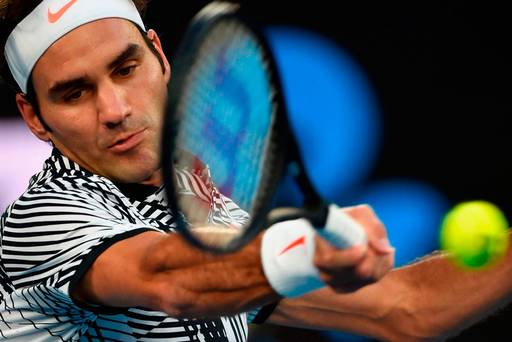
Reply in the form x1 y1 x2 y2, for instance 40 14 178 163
267 205 328 227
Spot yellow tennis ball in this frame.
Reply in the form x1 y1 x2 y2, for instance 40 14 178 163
440 200 509 269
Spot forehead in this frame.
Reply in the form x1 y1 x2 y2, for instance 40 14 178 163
32 18 144 84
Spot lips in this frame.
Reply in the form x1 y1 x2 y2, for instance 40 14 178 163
108 129 146 153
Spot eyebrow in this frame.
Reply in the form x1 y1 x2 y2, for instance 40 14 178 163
107 43 143 70
48 43 144 100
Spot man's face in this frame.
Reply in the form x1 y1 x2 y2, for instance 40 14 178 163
30 18 170 184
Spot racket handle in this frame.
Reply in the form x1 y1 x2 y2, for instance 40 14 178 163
261 208 367 298
316 204 368 248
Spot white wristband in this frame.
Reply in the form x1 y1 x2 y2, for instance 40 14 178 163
261 219 324 298
317 204 367 248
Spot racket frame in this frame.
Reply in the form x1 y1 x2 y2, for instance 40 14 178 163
162 1 300 253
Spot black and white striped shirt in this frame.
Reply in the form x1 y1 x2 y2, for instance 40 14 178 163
0 150 258 341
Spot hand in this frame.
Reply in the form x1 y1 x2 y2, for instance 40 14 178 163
314 204 395 293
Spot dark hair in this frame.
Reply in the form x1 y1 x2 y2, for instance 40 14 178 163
0 0 159 131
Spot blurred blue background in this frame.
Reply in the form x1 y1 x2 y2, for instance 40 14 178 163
265 26 382 205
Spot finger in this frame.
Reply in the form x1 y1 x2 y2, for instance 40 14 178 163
341 206 394 255
341 205 388 240
373 250 395 279
329 278 376 293
354 249 394 282
314 236 367 270
319 257 378 291
369 237 396 255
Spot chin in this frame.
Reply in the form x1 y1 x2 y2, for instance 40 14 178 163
123 158 160 184
108 168 155 184
101 147 160 183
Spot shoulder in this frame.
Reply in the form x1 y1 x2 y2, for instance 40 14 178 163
3 167 133 227
26 168 116 203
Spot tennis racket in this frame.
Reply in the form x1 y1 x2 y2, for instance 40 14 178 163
161 1 366 253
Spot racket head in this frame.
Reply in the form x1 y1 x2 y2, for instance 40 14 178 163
162 1 291 253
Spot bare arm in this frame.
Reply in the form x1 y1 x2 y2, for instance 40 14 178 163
72 231 277 318
71 204 394 319
269 233 512 341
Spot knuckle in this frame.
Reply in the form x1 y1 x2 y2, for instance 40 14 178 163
356 204 374 215
358 203 372 211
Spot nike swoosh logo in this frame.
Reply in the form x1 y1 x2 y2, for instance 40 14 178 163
279 236 306 256
47 0 78 23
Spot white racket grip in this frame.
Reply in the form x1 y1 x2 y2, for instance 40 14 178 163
261 219 324 298
317 204 368 249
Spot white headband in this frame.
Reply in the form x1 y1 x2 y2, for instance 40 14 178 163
4 0 146 93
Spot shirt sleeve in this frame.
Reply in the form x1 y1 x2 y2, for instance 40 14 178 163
0 179 161 327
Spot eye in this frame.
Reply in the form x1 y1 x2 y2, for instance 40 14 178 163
63 89 85 102
117 65 137 77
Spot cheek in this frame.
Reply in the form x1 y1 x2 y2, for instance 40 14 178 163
137 69 168 118
141 59 168 97
55 128 96 151
45 110 98 146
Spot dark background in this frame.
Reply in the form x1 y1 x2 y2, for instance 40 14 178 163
148 1 512 341
149 0 512 219
1 1 511 340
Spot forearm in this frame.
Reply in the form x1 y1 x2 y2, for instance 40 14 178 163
391 247 512 340
74 231 278 318
386 249 512 340
147 231 278 317
269 234 512 341
75 205 394 320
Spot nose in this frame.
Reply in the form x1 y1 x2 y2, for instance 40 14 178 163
97 82 131 129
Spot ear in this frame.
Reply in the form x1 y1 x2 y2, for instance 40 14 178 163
146 29 171 83
15 93 51 142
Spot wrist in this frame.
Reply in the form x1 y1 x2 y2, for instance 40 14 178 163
261 219 324 298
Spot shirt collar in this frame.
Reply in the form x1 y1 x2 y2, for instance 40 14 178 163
45 148 160 201
46 148 93 175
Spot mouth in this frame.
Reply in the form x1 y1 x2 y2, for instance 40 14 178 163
108 129 147 154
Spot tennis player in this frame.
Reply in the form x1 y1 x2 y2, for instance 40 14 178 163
0 0 393 340
0 1 510 341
